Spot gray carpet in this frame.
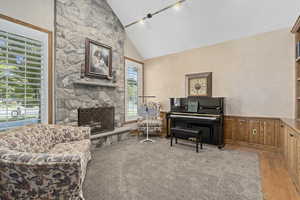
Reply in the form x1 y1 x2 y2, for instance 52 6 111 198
83 138 263 200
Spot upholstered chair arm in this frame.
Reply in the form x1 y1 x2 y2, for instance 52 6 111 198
0 149 83 199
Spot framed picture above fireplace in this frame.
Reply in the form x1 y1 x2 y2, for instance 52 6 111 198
85 38 112 79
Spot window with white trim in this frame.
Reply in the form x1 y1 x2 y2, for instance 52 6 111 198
125 59 143 121
0 20 48 131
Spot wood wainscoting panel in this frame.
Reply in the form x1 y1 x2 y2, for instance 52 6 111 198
224 117 235 143
286 127 298 183
283 123 289 159
279 121 286 153
297 133 300 188
224 116 281 152
160 112 168 137
281 118 300 193
262 119 278 147
235 118 249 142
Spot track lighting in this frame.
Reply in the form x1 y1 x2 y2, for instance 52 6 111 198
139 19 145 25
173 2 182 10
125 0 188 28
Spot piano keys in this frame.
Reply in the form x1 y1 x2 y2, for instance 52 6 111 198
166 96 225 148
169 113 219 120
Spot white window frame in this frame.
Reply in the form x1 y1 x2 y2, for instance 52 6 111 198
125 58 143 122
0 18 49 129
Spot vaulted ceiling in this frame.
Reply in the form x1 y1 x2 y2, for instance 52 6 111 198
107 0 300 59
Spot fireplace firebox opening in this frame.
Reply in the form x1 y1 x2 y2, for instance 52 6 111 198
78 107 114 135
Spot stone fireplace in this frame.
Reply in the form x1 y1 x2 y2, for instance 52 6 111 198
78 107 114 135
55 0 125 126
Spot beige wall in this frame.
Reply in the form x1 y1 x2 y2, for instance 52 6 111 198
125 35 143 61
144 28 295 118
0 0 54 31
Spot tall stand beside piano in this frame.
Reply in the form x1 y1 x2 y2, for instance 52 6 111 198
166 97 225 149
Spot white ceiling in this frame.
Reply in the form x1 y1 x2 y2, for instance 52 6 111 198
107 0 300 59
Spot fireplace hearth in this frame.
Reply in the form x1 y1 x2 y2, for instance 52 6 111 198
78 107 114 135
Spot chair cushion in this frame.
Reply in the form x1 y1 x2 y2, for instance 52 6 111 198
50 139 91 179
0 124 54 153
49 125 90 144
50 139 91 155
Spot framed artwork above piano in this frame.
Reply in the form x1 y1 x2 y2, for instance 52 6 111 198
185 72 212 97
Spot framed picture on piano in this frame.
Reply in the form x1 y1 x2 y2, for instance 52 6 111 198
185 72 212 97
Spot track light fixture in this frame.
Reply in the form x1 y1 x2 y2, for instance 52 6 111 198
125 0 188 28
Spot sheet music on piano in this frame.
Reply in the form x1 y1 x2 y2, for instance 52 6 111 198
187 99 198 113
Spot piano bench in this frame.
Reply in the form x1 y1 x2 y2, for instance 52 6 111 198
170 128 203 153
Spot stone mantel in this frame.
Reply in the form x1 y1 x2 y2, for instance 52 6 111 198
74 80 117 88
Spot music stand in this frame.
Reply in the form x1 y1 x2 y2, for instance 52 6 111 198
138 96 156 143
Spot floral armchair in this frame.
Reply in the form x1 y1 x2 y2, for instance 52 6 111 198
0 124 91 200
137 101 163 136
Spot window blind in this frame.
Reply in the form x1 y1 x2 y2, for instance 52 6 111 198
0 30 43 130
127 66 138 119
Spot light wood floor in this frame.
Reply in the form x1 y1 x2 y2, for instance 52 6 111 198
226 145 300 200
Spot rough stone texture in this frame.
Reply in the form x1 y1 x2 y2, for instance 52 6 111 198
55 0 125 126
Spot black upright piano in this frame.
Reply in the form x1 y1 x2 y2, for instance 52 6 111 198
166 96 225 148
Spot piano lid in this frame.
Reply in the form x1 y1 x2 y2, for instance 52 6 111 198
169 114 218 120
171 112 220 117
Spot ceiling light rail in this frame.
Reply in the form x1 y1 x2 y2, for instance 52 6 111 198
124 0 188 28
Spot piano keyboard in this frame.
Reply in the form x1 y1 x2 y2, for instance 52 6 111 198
169 114 217 120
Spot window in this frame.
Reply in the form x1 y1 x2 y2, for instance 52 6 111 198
125 58 143 121
0 18 49 131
